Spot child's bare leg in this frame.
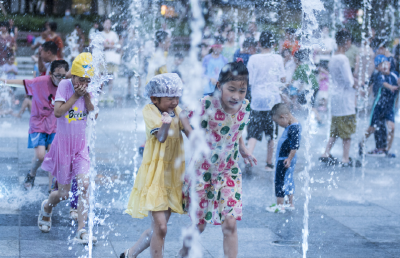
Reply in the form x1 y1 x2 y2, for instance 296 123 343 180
321 137 337 157
150 209 171 258
16 98 31 118
43 182 71 221
247 138 257 154
288 195 294 207
221 216 238 258
127 210 172 258
342 138 351 163
76 173 90 231
30 146 46 177
267 138 274 165
277 197 285 205
178 223 207 257
386 121 395 152
361 126 375 145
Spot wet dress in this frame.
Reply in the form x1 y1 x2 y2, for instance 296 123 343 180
183 95 250 225
125 104 185 218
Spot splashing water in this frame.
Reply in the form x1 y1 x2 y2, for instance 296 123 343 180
179 0 207 257
299 0 324 257
86 33 112 258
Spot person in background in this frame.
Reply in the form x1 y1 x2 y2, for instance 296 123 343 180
8 19 18 39
314 25 336 65
316 61 330 112
319 30 357 167
233 37 257 66
44 22 64 59
88 21 100 44
0 21 16 66
280 28 300 55
246 30 286 172
345 36 359 74
171 52 184 80
101 18 121 104
145 30 171 83
2 53 18 79
38 41 58 76
282 48 296 84
372 38 396 72
74 24 85 54
239 21 260 47
121 27 141 99
199 42 210 60
202 37 228 95
222 29 236 62
62 9 74 23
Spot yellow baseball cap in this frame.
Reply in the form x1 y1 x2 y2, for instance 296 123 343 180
71 52 94 78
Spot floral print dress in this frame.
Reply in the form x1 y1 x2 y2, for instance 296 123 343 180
183 95 250 225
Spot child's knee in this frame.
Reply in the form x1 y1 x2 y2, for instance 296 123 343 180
222 217 237 236
156 222 168 237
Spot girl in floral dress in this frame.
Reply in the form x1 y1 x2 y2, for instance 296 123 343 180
179 61 257 258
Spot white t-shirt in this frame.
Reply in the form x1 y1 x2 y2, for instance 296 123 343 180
247 53 285 111
285 59 296 83
329 54 355 117
102 30 119 47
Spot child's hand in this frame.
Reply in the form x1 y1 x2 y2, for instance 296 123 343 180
283 158 291 168
390 85 398 93
161 112 172 124
239 147 258 167
74 84 87 97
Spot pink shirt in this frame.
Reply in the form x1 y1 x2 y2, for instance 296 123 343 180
24 75 57 134
54 79 88 137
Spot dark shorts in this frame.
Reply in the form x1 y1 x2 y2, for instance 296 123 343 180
370 104 395 126
246 110 277 141
27 132 55 148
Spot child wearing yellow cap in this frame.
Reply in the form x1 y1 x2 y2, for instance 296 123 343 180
38 53 97 244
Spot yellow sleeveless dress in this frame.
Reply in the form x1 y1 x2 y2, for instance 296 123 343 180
125 104 185 218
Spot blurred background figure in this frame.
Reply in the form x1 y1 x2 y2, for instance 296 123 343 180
121 27 141 99
280 28 300 55
222 29 236 62
0 21 16 66
88 21 100 44
233 37 257 66
44 22 64 59
8 19 18 39
102 18 121 105
314 25 336 65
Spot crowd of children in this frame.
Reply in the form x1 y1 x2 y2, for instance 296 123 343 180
1 17 400 258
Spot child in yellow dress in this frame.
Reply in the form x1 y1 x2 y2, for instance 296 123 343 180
123 73 187 258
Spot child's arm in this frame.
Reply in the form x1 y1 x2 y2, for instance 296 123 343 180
179 111 192 138
0 79 23 85
154 112 172 143
238 136 257 166
54 85 86 118
283 150 297 168
83 93 94 112
383 82 398 93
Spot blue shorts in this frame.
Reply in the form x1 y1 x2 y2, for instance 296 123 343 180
28 133 55 149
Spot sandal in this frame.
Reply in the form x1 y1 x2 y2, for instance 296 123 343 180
38 200 52 233
73 228 97 245
69 208 78 221
266 203 286 213
265 163 274 171
24 172 35 190
318 155 337 166
120 249 130 258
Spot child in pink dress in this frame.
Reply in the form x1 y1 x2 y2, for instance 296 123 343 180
179 61 257 258
37 53 96 244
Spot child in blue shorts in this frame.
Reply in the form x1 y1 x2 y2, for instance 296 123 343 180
359 55 399 157
266 103 301 213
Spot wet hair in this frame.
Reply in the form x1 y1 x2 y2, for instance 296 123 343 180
174 52 184 59
42 41 58 55
285 28 296 35
214 36 225 45
243 37 257 48
75 23 81 29
155 30 169 48
271 103 291 117
294 49 310 62
50 60 69 74
0 21 10 29
49 22 57 32
6 52 14 59
259 30 275 48
281 48 291 57
371 38 388 50
335 29 351 46
218 61 249 87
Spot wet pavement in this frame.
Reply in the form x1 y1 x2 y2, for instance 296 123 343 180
1 81 400 257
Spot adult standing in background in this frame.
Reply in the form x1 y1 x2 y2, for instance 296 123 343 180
44 22 64 59
0 22 16 66
102 18 121 104
222 29 237 62
8 19 18 39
